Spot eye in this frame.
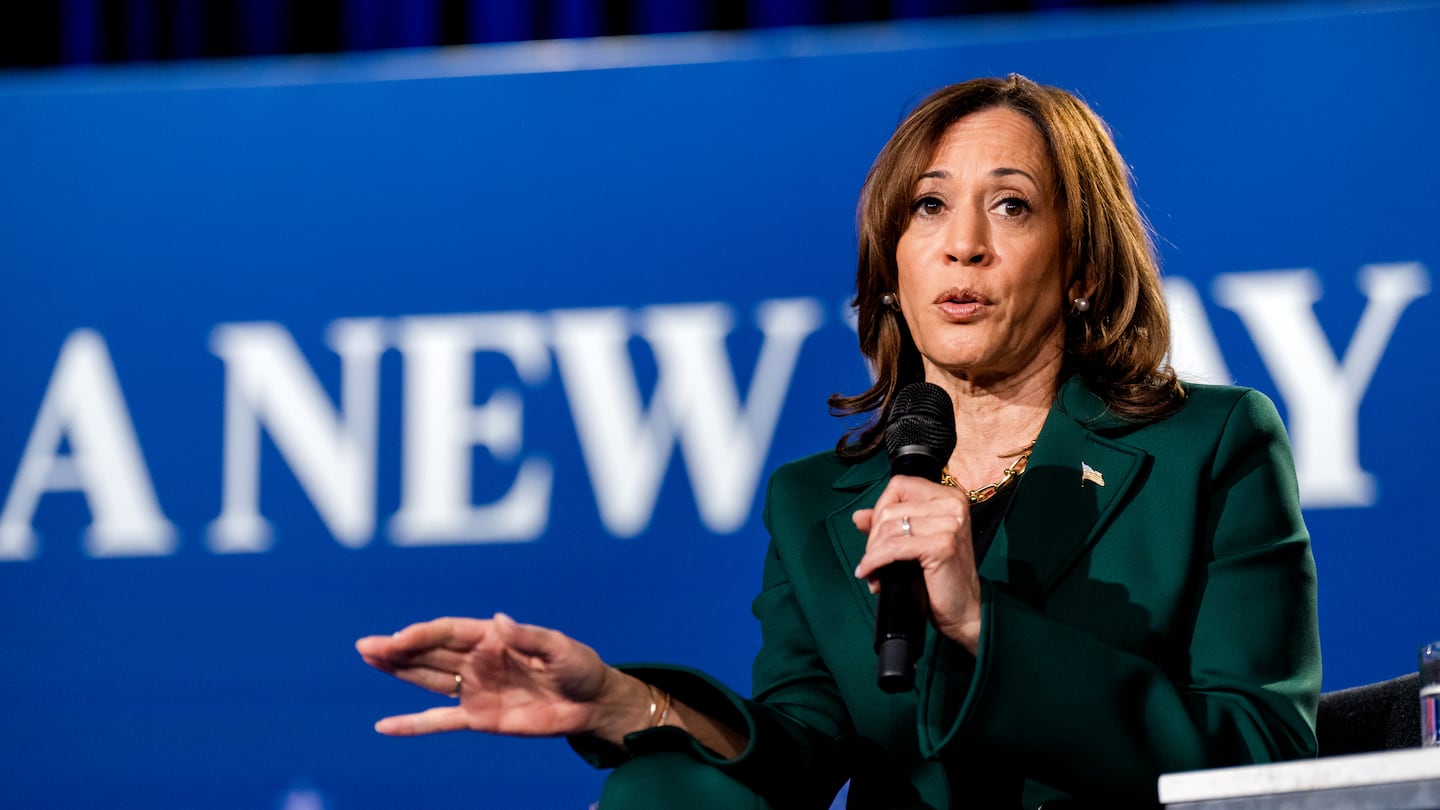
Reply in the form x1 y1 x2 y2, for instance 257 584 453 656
995 196 1031 218
911 195 945 218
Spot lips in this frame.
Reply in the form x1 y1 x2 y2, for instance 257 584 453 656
935 288 990 306
935 287 990 319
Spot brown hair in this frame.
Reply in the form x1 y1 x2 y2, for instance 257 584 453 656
829 74 1183 457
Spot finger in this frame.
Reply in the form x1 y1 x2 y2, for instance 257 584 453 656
855 543 912 582
385 665 466 696
866 510 913 540
873 475 956 513
853 517 946 581
390 617 490 654
399 648 467 674
356 636 468 674
854 527 911 580
356 636 398 667
870 497 969 544
374 705 468 736
893 513 969 538
852 508 873 533
356 635 390 654
862 509 968 558
491 613 562 663
857 531 981 596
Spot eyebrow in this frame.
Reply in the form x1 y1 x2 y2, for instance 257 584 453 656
919 167 1039 184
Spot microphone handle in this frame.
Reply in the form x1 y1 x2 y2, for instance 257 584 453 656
875 450 945 693
876 561 926 692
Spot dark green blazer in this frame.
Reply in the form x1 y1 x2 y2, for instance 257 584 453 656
591 376 1321 809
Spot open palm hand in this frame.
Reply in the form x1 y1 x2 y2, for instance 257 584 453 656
357 613 628 738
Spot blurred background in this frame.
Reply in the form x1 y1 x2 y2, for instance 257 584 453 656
2 1 1437 808
3 0 1302 67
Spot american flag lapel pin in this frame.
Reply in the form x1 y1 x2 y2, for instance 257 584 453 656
1081 462 1105 488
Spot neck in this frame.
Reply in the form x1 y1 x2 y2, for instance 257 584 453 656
924 353 1062 489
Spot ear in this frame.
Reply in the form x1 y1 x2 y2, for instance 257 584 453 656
1066 272 1094 304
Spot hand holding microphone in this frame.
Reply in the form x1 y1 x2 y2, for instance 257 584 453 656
871 382 957 693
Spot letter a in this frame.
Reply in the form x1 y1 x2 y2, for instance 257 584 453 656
0 329 175 560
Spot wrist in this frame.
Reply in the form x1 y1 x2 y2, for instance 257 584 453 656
589 670 659 746
939 602 984 654
953 617 982 654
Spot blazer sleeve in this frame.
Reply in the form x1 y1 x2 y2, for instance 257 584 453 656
568 473 859 810
914 389 1322 804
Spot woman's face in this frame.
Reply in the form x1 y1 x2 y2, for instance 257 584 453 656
894 106 1070 388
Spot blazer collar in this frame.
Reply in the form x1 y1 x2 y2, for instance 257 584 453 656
832 452 888 491
824 375 1150 603
997 376 1149 598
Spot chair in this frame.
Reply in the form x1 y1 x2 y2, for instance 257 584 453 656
1315 672 1421 757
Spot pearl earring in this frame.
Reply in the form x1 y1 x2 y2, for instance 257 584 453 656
1072 297 1090 314
881 292 898 309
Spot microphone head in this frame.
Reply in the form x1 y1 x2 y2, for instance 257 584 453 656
884 382 957 465
881 380 950 481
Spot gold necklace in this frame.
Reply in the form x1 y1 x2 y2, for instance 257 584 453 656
941 440 1036 504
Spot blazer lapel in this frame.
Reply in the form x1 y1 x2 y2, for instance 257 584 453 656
988 377 1150 600
826 454 888 621
820 376 1152 613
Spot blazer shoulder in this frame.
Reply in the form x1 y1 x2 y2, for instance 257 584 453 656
1172 382 1285 434
1178 381 1256 409
764 446 884 521
1109 383 1294 478
1077 382 1290 464
769 447 856 493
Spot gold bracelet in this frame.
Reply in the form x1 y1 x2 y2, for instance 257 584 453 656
644 683 660 727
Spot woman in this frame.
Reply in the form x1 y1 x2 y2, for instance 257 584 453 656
356 75 1321 808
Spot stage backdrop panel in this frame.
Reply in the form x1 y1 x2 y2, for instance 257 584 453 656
2 2 1437 807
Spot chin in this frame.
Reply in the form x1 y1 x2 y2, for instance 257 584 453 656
925 359 990 383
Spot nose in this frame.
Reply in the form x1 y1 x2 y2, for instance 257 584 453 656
945 206 990 266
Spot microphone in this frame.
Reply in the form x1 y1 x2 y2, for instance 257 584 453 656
875 381 956 693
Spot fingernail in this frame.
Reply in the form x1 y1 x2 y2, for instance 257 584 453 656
854 565 863 578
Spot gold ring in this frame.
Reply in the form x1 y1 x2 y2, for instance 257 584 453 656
451 673 463 698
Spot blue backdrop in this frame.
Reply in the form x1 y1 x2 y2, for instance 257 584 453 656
2 2 1438 807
